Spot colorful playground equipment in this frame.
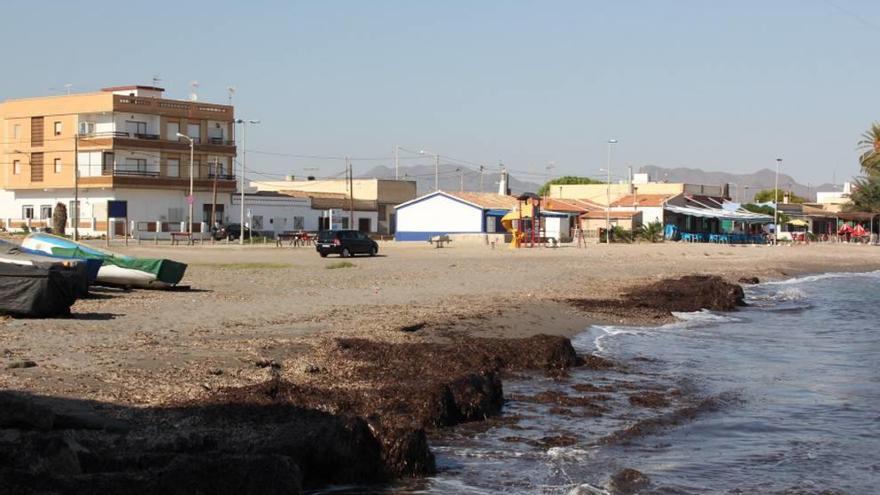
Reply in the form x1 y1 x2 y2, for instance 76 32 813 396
501 193 543 248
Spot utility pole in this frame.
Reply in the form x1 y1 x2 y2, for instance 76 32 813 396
234 119 260 244
605 139 618 244
458 168 464 192
73 133 79 241
434 153 440 191
211 157 218 245
774 158 781 245
347 156 354 229
394 145 400 180
479 165 484 192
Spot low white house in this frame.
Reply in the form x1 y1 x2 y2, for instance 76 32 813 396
394 191 517 241
227 191 318 236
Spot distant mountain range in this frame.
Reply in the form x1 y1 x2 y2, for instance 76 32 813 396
637 166 838 203
360 163 841 203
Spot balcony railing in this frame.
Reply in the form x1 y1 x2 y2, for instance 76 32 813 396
76 163 236 180
78 132 233 146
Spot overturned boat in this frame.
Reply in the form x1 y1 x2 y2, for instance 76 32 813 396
1 239 98 298
0 262 81 317
21 233 187 289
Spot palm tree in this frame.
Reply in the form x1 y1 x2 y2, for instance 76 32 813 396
857 122 880 176
639 221 664 243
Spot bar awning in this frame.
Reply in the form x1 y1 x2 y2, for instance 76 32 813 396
665 205 773 222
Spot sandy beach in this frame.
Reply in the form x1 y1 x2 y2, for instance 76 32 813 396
2 241 880 406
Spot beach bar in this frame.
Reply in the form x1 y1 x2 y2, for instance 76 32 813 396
663 204 773 243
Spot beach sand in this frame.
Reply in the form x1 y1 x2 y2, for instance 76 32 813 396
2 241 880 406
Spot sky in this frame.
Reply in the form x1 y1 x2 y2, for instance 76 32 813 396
3 0 879 186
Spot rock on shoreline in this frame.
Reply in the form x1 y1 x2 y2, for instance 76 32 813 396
565 274 746 318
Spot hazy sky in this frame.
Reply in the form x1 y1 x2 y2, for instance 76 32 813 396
4 0 879 186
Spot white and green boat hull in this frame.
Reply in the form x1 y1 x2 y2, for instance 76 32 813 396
21 233 186 289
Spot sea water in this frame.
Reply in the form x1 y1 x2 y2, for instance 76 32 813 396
318 271 880 494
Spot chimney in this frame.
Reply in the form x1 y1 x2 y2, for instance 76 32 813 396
498 170 510 195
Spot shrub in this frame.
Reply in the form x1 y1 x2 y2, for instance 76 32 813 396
325 261 355 269
53 202 67 235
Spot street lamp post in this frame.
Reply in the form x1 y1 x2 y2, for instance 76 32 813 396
176 132 195 236
605 139 618 244
419 150 440 191
775 158 781 245
235 119 260 244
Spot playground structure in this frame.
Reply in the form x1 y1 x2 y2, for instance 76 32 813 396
501 193 544 248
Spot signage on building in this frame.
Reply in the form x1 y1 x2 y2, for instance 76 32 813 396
327 208 344 230
107 200 128 218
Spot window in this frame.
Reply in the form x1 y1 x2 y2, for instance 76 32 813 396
167 122 179 141
54 158 62 174
22 205 34 220
79 121 95 135
30 152 44 182
54 121 62 136
40 205 53 219
31 116 44 146
293 216 305 230
121 158 147 174
167 158 180 177
12 124 20 140
102 152 115 174
69 201 80 224
125 120 147 137
187 123 201 143
12 160 21 175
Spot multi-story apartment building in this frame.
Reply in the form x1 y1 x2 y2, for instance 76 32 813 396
0 85 236 235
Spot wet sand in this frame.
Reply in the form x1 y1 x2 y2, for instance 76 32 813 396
2 241 880 406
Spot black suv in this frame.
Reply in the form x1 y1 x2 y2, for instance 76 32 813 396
316 230 378 257
212 224 259 241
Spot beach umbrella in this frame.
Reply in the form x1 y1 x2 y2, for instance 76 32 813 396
853 224 868 237
838 224 853 235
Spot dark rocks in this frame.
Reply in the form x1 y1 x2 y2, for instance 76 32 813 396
628 391 670 408
625 275 745 312
1 334 589 494
606 468 650 494
6 360 37 369
738 276 760 285
566 275 746 318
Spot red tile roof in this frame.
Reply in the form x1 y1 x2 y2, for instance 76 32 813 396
445 191 519 209
609 194 673 207
542 198 603 213
580 210 640 219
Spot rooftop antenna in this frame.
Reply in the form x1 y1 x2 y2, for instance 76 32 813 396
63 83 73 95
152 75 162 87
227 86 236 105
189 80 199 102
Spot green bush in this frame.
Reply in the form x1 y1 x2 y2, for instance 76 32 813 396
325 261 355 269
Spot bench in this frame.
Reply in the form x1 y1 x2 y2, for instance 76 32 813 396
275 233 298 247
170 232 194 246
428 235 452 248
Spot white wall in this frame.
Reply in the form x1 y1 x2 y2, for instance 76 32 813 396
228 195 319 232
396 194 483 233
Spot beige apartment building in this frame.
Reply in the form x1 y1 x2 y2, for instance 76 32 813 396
0 85 236 235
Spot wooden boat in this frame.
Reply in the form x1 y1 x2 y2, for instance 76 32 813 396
21 233 187 289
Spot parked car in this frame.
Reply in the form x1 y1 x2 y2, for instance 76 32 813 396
213 223 260 241
315 230 378 257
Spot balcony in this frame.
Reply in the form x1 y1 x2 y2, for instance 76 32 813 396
78 132 235 152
